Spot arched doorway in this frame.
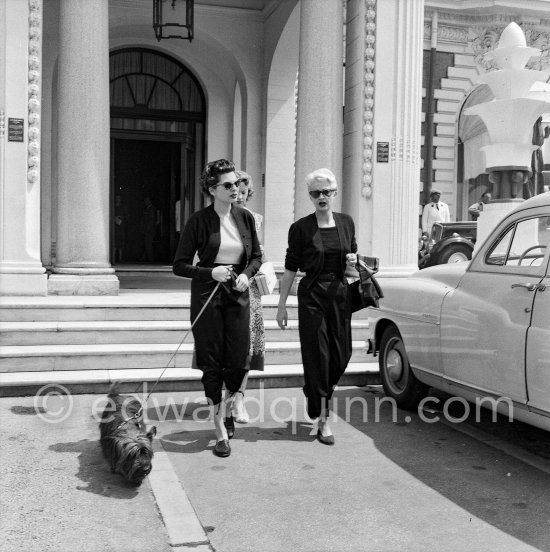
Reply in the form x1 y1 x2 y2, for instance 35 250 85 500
109 48 205 264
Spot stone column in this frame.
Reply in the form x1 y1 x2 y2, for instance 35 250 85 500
49 0 118 295
294 0 344 221
0 0 47 295
343 0 423 276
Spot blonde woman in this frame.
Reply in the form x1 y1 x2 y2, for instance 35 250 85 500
225 171 266 429
276 168 358 445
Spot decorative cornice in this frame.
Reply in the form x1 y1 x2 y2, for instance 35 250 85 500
424 22 469 43
28 0 41 186
426 10 550 28
362 0 376 200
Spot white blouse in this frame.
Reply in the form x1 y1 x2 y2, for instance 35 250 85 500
214 212 245 264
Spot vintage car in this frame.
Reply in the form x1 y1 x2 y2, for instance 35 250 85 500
418 221 477 268
368 192 550 430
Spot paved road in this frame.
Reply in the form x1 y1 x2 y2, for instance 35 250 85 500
2 385 550 552
154 386 550 552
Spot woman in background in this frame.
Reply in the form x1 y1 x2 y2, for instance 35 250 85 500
226 171 266 428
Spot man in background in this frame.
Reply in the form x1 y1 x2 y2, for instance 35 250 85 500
468 192 491 220
422 189 450 236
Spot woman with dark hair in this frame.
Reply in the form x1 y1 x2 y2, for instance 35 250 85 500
173 159 262 458
276 168 358 446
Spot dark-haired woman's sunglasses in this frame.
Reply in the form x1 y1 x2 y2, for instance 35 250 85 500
309 189 337 199
215 181 240 191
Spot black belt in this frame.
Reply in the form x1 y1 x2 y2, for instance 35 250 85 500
317 272 343 282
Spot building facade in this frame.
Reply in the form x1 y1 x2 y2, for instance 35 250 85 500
2 0 550 296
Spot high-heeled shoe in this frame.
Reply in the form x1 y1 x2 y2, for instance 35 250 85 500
316 429 335 446
224 415 235 439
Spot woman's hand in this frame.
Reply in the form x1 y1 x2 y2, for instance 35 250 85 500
276 306 288 329
212 265 234 283
233 273 249 292
345 253 357 267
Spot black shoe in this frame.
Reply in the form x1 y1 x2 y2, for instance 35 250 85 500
316 430 335 446
214 439 231 457
224 415 235 439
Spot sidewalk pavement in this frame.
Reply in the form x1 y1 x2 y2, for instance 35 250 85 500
2 386 550 552
0 392 177 552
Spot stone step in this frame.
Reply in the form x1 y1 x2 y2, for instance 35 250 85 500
0 340 372 373
0 319 369 345
0 362 381 397
0 293 369 322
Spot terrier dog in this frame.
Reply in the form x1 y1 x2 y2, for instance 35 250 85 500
99 384 156 485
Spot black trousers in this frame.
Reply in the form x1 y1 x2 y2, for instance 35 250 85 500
191 279 250 406
298 279 352 418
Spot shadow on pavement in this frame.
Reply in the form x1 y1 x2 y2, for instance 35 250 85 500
161 420 316 455
49 439 142 498
333 386 550 552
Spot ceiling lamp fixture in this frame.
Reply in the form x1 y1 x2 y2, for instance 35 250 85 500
153 0 194 42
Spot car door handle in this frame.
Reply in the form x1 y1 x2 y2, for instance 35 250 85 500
511 283 537 291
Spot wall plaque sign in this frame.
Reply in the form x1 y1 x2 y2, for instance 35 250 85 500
376 141 389 163
8 118 24 142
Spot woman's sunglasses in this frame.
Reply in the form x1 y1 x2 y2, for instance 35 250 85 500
309 189 337 199
214 181 239 191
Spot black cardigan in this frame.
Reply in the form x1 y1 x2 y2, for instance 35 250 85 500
284 212 357 289
173 204 262 282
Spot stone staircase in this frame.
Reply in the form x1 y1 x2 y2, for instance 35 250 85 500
0 291 379 396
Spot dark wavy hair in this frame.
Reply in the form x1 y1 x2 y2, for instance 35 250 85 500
199 159 235 197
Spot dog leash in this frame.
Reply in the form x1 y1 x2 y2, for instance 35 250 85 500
123 280 223 424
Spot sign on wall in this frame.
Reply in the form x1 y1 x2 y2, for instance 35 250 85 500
376 141 389 163
7 118 24 142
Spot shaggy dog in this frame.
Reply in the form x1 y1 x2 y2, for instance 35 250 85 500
99 385 156 485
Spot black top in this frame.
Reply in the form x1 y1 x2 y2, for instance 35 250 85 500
173 204 262 282
284 212 357 289
319 227 342 276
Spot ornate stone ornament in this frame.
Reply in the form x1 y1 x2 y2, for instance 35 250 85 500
28 0 41 186
469 24 550 73
362 0 376 199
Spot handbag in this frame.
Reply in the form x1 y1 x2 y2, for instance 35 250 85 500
254 261 277 295
349 255 383 312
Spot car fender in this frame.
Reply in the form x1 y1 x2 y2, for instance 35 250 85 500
368 265 467 378
431 236 474 257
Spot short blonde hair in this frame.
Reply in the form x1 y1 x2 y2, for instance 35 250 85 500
305 168 337 190
235 170 254 200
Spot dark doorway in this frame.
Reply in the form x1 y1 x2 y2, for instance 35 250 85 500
113 139 180 264
109 48 206 266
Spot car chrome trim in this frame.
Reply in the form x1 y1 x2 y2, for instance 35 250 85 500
527 404 550 418
443 376 529 411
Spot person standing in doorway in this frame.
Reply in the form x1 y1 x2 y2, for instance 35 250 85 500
421 189 450 236
175 198 181 244
140 196 156 262
276 168 358 446
114 194 129 263
173 159 262 458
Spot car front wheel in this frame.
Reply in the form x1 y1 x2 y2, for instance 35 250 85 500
379 325 428 410
439 243 472 264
